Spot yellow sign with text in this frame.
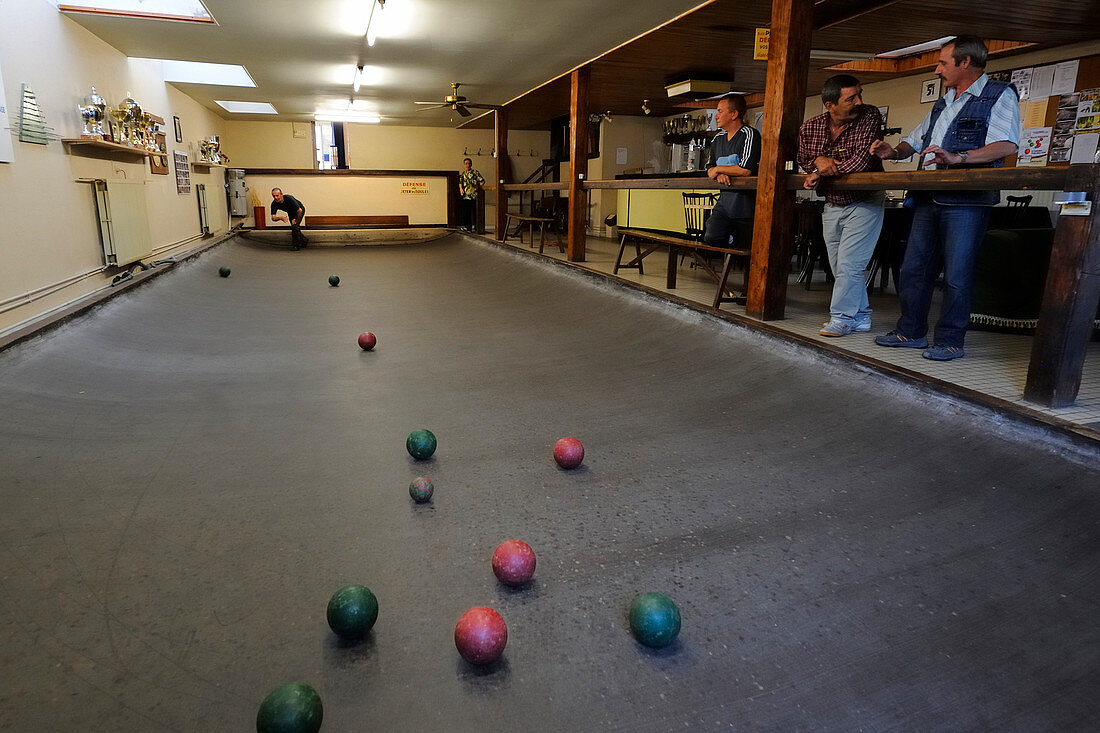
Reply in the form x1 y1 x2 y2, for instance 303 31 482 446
754 28 770 61
401 181 430 195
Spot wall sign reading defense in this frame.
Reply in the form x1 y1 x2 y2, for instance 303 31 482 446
400 180 430 195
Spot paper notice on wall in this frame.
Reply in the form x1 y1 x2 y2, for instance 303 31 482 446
1022 99 1049 128
1076 90 1100 132
1017 126 1051 166
1051 60 1079 97
1069 132 1099 164
0 62 13 163
616 147 628 165
1010 68 1033 100
1030 65 1055 100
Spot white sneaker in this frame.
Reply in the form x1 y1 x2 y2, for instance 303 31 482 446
819 318 855 337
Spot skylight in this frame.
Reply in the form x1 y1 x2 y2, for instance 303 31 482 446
56 1 213 23
132 59 256 87
215 101 277 115
876 36 955 59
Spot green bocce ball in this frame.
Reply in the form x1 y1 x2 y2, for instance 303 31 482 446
218 267 231 278
328 275 340 287
628 592 681 648
326 584 379 640
406 429 437 460
256 682 323 733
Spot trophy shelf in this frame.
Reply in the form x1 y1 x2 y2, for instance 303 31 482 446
191 161 227 169
62 138 151 158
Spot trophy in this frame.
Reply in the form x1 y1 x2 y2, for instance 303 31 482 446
200 135 223 164
118 93 143 147
78 86 107 140
108 107 126 144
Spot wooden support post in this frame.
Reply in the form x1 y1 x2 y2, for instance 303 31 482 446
746 0 812 320
1024 163 1100 407
568 66 590 262
495 109 509 240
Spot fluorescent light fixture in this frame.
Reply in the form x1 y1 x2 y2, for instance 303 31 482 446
353 66 363 92
315 113 381 123
215 100 277 114
876 36 954 59
810 49 874 62
56 0 213 22
132 58 255 87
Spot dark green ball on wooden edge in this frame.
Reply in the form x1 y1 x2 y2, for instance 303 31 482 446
328 275 340 287
218 267 231 278
628 592 681 648
406 429 437 460
256 682 323 733
326 584 379 640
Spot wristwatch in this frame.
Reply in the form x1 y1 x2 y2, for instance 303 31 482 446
958 151 969 164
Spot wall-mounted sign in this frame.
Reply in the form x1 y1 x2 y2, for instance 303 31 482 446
401 180 430 195
174 150 191 194
754 28 770 61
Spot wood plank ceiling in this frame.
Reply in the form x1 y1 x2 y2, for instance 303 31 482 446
471 0 1100 129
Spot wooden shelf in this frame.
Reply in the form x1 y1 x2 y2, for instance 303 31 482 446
61 138 150 158
191 161 227 169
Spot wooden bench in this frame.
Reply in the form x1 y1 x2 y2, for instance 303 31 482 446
503 214 564 254
304 215 410 227
614 227 751 308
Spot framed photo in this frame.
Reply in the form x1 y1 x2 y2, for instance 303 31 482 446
920 78 941 104
173 115 183 143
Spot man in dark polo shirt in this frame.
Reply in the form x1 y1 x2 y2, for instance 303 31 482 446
270 188 308 250
703 93 761 250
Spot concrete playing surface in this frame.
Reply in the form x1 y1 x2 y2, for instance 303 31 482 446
1 233 1097 731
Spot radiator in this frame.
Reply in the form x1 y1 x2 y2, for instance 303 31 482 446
93 180 153 267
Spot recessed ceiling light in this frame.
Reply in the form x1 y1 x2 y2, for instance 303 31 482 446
215 101 277 114
132 59 255 87
876 36 955 59
56 0 213 23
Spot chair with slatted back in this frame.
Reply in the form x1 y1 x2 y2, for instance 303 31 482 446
1005 194 1034 228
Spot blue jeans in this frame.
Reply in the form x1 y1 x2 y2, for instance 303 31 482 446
821 192 885 322
895 200 990 348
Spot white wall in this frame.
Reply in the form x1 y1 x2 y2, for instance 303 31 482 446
0 0 230 333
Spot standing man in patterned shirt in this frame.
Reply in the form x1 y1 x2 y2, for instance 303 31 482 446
703 94 760 249
870 36 1020 361
458 157 485 232
798 75 884 337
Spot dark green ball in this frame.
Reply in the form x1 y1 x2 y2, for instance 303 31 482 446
328 275 340 287
256 682 323 733
326 584 379 640
628 592 681 648
406 429 437 460
218 267 231 278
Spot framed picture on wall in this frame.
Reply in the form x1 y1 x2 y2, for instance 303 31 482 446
173 115 183 143
920 78 941 104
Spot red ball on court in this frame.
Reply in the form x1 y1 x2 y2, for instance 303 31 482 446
553 437 584 469
357 332 377 351
454 606 508 665
492 539 536 586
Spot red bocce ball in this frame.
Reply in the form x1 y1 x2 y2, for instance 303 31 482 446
454 606 508 665
553 436 584 469
492 539 536 587
357 332 377 351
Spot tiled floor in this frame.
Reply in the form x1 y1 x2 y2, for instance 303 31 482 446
494 230 1100 434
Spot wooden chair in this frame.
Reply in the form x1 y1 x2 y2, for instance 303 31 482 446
682 192 717 267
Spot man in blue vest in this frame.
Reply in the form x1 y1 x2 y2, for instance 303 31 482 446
869 36 1020 361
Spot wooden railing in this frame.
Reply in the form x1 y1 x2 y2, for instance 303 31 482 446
499 165 1100 410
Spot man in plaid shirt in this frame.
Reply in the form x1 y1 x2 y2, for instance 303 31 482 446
797 74 884 337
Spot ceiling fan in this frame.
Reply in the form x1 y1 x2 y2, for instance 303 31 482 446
414 82 501 117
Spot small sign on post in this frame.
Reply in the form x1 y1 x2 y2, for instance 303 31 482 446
754 28 770 61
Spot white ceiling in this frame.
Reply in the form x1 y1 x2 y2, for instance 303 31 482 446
61 0 712 126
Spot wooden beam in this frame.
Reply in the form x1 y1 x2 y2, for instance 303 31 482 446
800 167 1070 191
495 109 509 239
746 0 812 321
1024 163 1100 407
568 67 590 262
